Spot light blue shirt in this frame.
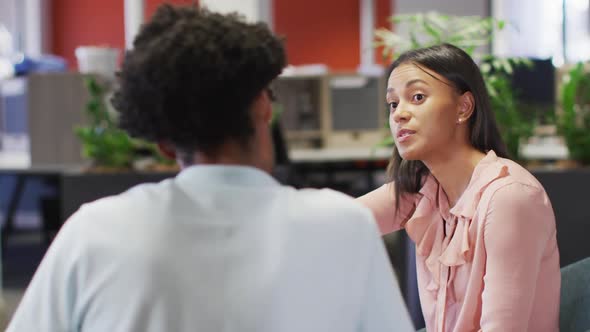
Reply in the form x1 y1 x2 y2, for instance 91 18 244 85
7 165 414 332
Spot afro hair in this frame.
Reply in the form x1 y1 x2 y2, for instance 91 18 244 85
112 4 286 156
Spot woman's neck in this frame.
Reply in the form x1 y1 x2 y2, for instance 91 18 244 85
423 146 486 208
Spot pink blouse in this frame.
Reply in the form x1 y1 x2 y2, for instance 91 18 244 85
358 151 560 332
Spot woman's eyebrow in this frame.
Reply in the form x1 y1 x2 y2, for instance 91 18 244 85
405 79 428 89
387 79 429 93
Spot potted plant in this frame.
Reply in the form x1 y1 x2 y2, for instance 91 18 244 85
373 12 534 160
75 77 177 171
557 62 590 166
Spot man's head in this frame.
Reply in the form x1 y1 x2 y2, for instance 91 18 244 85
112 4 286 171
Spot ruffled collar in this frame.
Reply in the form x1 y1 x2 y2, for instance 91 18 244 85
405 150 509 296
416 150 508 220
449 150 509 219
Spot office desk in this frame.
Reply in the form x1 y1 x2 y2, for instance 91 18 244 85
0 165 175 244
0 166 63 236
289 147 391 191
2 149 588 267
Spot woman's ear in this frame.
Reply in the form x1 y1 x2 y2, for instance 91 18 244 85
157 142 177 160
457 91 475 124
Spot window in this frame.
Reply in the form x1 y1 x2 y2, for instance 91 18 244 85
493 0 590 64
565 0 590 62
0 0 48 57
492 0 564 64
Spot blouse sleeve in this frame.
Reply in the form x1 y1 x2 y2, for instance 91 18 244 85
356 183 415 235
479 182 556 331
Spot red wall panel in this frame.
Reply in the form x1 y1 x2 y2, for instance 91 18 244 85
274 0 392 71
51 0 197 69
145 0 195 20
51 0 391 71
51 0 125 69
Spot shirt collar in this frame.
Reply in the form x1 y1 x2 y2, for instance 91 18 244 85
418 150 509 219
175 164 280 190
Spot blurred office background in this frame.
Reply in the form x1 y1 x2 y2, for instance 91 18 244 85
1 0 590 330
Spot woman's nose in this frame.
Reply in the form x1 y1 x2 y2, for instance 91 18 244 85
391 104 410 124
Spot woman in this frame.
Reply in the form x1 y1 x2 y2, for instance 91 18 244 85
358 44 560 332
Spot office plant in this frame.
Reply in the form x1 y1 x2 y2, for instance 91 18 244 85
557 62 590 165
76 77 176 171
75 77 135 169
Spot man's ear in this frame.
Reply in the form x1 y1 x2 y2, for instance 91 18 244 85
252 90 273 125
457 91 475 123
157 142 177 160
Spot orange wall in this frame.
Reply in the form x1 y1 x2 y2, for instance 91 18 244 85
51 0 125 69
51 0 391 71
145 0 195 19
51 0 195 69
274 0 392 71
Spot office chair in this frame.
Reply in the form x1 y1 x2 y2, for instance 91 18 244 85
560 256 590 332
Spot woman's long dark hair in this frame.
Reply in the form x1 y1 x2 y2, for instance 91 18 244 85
387 43 508 213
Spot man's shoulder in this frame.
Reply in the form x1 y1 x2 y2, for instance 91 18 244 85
286 187 377 227
291 187 365 209
71 179 176 223
293 187 354 201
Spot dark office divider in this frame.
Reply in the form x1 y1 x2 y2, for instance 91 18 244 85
533 168 590 267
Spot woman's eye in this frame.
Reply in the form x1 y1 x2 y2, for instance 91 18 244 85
412 94 425 102
388 102 398 110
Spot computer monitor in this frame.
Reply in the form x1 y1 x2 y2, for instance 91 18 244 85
272 73 388 150
511 58 555 106
272 75 329 149
326 73 388 148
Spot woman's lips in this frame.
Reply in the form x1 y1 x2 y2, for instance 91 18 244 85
396 129 416 143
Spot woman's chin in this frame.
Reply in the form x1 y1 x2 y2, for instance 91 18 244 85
397 147 422 161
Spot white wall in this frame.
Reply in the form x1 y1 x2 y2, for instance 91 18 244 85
200 0 273 26
394 0 488 17
392 0 490 56
0 0 51 56
0 0 18 54
23 0 51 56
125 0 145 50
0 1 16 33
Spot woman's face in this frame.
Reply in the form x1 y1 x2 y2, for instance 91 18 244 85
387 63 469 162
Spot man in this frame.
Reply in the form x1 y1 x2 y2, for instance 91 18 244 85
7 5 413 332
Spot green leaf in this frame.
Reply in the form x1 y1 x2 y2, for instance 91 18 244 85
481 64 493 76
409 30 421 49
422 19 442 43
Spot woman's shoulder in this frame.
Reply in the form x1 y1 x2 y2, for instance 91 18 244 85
490 156 546 193
476 158 556 240
463 153 551 219
476 157 552 218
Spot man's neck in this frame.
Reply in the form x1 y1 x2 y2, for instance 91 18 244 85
178 142 270 173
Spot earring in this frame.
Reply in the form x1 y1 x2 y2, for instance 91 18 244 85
457 118 463 124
